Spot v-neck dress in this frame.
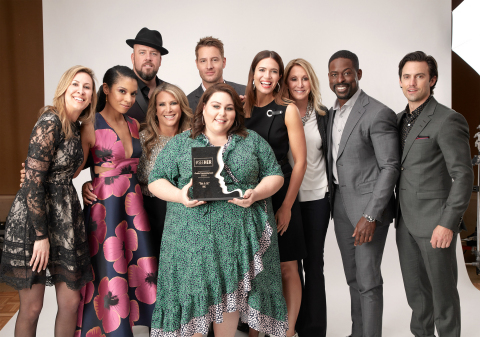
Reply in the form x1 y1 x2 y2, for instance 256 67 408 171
77 113 157 337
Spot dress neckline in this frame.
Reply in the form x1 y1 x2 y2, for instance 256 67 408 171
98 112 135 159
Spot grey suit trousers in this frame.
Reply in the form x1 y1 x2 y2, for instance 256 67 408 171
334 185 389 337
396 216 460 337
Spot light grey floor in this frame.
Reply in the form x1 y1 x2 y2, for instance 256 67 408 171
2 220 479 336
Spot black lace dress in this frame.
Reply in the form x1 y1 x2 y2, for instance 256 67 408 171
0 111 92 290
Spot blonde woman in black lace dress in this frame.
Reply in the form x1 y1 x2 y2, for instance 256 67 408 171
0 66 96 337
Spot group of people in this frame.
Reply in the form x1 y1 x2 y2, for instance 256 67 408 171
0 26 474 337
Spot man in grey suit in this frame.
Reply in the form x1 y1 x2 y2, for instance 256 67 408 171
396 51 473 337
326 50 400 337
187 36 246 112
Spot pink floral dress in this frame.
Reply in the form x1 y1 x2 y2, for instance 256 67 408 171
76 113 157 337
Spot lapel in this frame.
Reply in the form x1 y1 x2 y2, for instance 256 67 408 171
194 85 203 99
397 110 405 128
337 90 367 159
326 107 335 164
135 87 148 114
401 97 436 163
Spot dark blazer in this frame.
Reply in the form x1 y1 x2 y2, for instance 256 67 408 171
396 97 473 237
187 81 246 112
326 90 400 226
126 76 164 123
316 106 329 185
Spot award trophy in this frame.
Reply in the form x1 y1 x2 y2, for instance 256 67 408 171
191 146 243 201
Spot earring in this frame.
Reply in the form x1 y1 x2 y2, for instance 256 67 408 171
252 80 255 90
276 82 281 91
106 95 108 102
202 115 205 125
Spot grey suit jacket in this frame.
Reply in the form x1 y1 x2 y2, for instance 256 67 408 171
396 97 473 237
187 81 246 112
327 90 400 226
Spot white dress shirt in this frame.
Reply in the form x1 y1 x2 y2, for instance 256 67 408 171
288 110 328 202
331 88 362 184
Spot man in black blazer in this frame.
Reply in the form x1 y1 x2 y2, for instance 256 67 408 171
396 51 473 337
125 27 169 122
187 37 246 112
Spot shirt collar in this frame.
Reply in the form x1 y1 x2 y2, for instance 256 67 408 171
333 88 362 111
137 75 161 95
201 79 226 92
405 95 432 115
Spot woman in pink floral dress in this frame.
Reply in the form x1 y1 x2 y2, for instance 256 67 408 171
76 66 157 337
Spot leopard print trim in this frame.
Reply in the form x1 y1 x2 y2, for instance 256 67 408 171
151 201 288 337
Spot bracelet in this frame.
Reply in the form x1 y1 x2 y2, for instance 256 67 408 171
363 214 375 222
35 234 48 241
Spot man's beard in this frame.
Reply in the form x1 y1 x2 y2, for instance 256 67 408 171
136 65 158 82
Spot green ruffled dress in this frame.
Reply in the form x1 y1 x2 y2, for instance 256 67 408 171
148 130 288 337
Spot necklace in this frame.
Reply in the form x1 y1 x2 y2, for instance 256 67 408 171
301 101 314 126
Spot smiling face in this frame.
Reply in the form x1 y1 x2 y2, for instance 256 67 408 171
203 91 236 138
155 91 182 131
328 57 362 106
287 65 311 103
196 46 226 85
64 72 94 119
399 61 436 110
104 76 138 114
131 44 161 82
253 57 281 96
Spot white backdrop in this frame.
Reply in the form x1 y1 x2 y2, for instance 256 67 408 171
3 0 477 336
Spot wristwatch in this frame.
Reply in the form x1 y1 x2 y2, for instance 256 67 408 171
363 214 375 222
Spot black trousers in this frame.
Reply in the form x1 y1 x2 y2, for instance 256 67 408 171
143 195 167 260
296 196 330 337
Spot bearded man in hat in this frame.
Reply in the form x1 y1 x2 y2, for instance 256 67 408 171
126 27 169 122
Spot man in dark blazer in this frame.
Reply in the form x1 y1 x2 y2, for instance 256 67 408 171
125 27 168 122
326 50 400 337
396 51 473 337
187 37 245 112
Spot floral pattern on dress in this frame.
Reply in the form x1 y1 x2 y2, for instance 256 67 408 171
104 221 138 274
77 113 156 337
89 204 107 257
125 184 150 231
128 257 158 304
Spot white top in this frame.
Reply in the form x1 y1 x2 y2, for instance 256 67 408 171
331 88 362 184
288 110 328 202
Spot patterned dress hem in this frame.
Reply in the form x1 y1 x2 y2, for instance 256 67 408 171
151 201 288 337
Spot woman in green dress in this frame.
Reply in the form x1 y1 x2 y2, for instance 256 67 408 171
148 83 288 337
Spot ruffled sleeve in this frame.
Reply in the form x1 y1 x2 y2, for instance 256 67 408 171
23 112 61 240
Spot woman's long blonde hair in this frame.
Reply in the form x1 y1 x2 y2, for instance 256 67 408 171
142 83 193 159
41 65 97 139
283 58 326 116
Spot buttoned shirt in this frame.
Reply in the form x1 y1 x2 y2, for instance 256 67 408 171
400 95 432 152
331 88 362 184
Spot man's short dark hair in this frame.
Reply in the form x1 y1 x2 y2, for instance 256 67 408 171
328 50 359 71
398 51 438 94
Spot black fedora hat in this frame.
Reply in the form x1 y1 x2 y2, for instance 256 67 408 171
126 27 169 55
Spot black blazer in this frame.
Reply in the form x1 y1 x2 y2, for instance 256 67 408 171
315 106 330 204
187 81 246 112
